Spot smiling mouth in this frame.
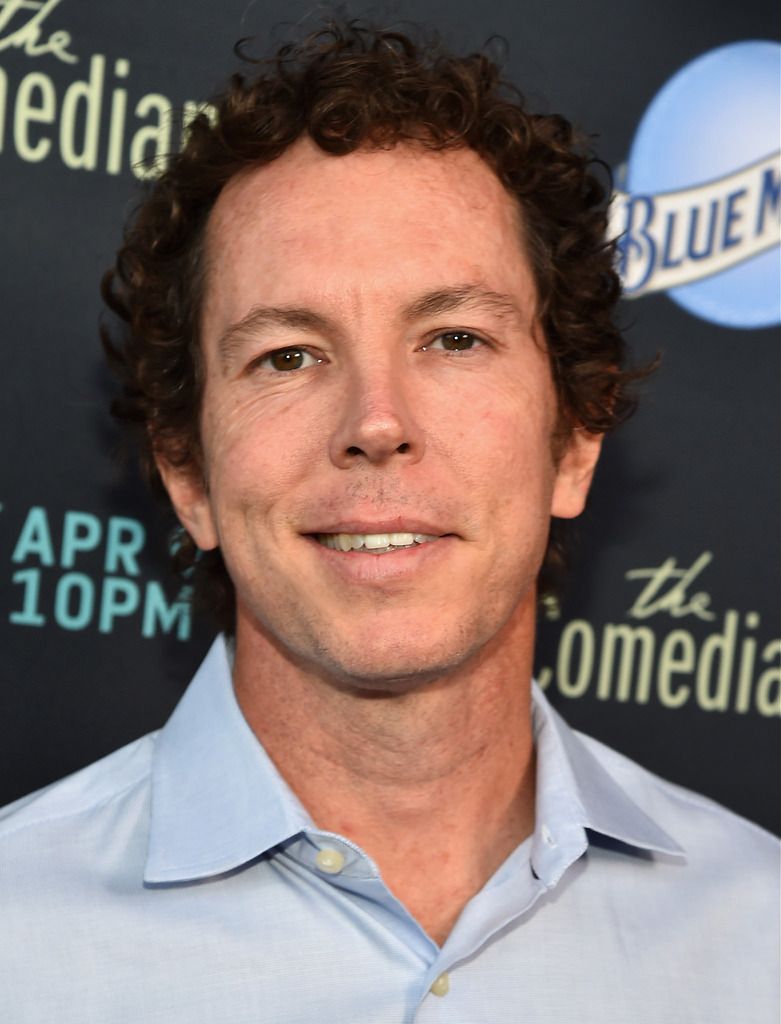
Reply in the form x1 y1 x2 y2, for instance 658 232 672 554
315 532 440 554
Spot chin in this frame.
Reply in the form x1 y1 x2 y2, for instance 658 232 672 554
238 582 532 693
301 626 487 695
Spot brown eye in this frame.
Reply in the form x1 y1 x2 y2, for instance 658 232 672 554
441 332 474 351
428 331 483 352
260 348 318 372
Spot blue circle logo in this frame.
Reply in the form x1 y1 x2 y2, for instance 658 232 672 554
613 41 781 329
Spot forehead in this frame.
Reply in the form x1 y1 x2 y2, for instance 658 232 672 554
202 138 534 325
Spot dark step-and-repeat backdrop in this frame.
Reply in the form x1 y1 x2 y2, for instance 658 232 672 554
1 0 779 833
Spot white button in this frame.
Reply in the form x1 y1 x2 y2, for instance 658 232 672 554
541 824 557 847
315 847 345 874
430 972 450 997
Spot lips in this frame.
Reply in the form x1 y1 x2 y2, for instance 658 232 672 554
305 527 456 584
303 517 451 536
316 531 439 553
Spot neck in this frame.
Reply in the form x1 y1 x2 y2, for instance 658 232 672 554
232 598 538 945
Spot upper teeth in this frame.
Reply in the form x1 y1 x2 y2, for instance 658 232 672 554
317 532 438 552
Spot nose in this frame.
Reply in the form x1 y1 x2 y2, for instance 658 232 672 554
329 359 425 469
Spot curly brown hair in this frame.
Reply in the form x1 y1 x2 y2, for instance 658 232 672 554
102 20 638 633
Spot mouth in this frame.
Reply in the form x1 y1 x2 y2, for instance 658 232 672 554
314 532 440 554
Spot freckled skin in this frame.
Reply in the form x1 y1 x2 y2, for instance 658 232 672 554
165 140 596 689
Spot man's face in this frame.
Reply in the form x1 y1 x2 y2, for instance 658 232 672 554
163 139 599 687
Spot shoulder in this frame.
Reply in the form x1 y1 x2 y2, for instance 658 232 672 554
0 732 156 848
577 728 779 869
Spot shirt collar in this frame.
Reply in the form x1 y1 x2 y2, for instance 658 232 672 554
529 682 684 885
145 636 684 885
145 637 311 884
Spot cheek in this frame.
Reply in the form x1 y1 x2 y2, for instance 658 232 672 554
200 392 321 522
447 382 557 493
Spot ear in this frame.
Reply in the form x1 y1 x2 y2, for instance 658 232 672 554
155 455 219 552
550 428 604 519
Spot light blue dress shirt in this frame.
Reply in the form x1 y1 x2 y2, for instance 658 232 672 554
1 636 778 1023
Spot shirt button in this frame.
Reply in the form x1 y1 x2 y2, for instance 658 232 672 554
430 972 450 997
315 848 345 874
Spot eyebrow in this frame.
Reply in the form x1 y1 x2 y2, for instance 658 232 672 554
217 306 339 370
216 283 527 370
401 284 525 324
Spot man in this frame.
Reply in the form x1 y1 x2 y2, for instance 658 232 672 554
1 22 777 1023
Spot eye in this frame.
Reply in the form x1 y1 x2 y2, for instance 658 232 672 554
254 347 322 372
423 331 484 353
